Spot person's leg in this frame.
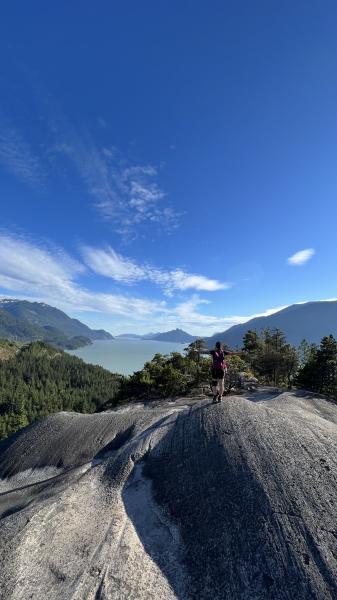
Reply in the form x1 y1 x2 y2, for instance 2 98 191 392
218 377 224 398
211 369 218 401
212 380 218 400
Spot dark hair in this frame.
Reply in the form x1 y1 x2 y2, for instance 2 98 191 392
215 341 221 350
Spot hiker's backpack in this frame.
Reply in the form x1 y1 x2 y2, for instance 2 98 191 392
212 350 227 371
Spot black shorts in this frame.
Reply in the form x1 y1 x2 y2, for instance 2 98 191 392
211 368 225 380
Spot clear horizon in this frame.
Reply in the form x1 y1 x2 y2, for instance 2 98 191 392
1 2 337 335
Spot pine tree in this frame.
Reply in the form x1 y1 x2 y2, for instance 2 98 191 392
296 334 337 397
242 330 260 355
316 335 337 395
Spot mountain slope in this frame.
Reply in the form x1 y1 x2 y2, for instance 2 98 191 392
0 299 113 350
1 390 337 598
207 300 337 348
116 329 197 343
0 299 113 341
0 307 46 340
145 328 197 343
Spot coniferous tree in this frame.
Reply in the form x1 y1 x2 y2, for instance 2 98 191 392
243 330 261 355
296 335 337 398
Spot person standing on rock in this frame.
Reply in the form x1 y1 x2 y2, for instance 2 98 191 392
210 342 228 403
210 342 242 403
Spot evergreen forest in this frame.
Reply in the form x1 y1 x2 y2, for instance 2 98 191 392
0 341 121 440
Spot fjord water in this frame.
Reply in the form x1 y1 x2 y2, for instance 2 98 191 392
67 338 186 375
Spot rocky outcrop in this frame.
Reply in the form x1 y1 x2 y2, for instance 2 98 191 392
1 390 337 599
238 372 259 390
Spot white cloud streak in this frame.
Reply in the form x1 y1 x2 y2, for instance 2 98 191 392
0 234 164 318
0 233 329 337
47 117 179 238
0 100 179 239
0 234 244 334
81 245 230 293
287 248 315 266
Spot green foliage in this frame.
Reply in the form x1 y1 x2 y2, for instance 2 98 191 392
296 335 337 397
297 339 317 366
243 328 299 387
120 350 208 400
226 355 247 373
243 329 337 396
184 339 209 361
224 354 250 389
184 339 210 383
0 338 21 360
0 341 121 440
243 330 261 355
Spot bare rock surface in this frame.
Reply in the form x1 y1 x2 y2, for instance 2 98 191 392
1 389 337 599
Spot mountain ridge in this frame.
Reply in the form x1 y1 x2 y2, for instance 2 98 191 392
116 328 197 343
206 300 337 348
0 299 113 349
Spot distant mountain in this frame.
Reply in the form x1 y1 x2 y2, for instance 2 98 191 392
116 329 197 343
0 299 113 348
147 329 197 343
115 333 144 339
206 301 337 348
141 332 161 340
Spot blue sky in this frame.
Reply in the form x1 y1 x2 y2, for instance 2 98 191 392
1 1 337 335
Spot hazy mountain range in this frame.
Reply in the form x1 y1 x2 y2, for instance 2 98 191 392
0 299 113 349
0 298 336 351
206 300 337 348
116 329 197 344
117 301 337 347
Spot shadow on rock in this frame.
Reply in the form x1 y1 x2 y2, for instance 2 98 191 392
122 405 336 599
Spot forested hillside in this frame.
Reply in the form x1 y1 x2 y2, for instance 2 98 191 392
0 299 113 349
0 308 44 340
0 341 121 440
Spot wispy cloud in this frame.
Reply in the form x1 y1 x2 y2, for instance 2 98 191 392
81 246 146 284
94 160 179 237
47 119 179 238
1 91 178 239
2 232 326 337
0 125 45 188
0 233 240 335
166 271 228 293
81 245 230 293
287 248 315 266
0 233 165 318
0 234 84 302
